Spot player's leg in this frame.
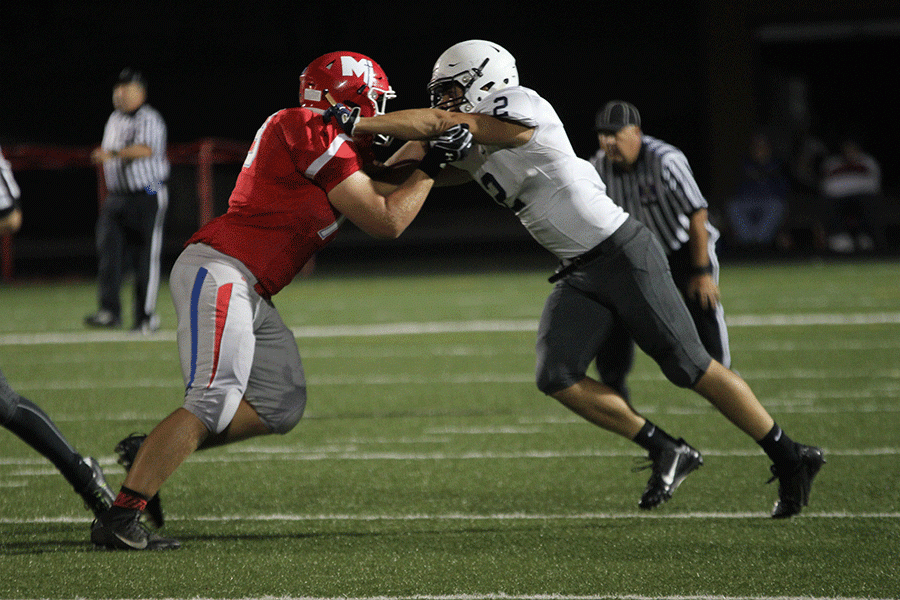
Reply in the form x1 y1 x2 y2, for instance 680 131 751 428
692 360 825 517
535 277 698 509
594 319 635 401
622 224 823 516
92 249 256 550
232 293 308 437
1 368 114 516
582 219 709 508
198 399 272 448
121 407 208 497
536 282 644 439
692 360 771 439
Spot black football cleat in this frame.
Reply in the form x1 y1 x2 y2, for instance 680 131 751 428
91 508 180 551
769 444 826 518
78 457 116 518
637 439 703 509
114 433 165 528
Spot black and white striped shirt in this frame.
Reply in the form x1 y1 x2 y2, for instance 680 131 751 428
101 104 169 193
0 145 21 216
590 135 714 254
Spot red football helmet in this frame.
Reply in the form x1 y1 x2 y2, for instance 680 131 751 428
299 51 395 118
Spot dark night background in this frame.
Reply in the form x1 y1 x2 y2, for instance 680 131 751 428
2 1 899 276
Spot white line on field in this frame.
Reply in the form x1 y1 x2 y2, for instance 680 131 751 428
2 446 896 470
2 511 899 527
10 370 900 393
59 595 898 600
2 312 900 345
151 595 900 600
104 595 899 600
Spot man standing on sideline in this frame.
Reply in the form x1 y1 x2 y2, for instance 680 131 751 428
86 68 169 334
589 101 730 400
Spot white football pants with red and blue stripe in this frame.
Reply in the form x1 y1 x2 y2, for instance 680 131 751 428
169 243 307 435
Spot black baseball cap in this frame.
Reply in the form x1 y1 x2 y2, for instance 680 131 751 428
116 67 147 88
595 100 641 133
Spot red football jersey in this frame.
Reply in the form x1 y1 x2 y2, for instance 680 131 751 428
187 108 366 297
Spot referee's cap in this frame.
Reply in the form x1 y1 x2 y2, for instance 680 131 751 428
116 67 147 89
595 100 641 133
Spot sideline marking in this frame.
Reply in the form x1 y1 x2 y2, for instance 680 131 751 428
2 312 900 346
3 511 899 526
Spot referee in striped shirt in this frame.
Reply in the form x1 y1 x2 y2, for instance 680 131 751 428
86 68 169 333
589 101 731 400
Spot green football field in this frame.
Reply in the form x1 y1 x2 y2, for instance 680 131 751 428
1 258 898 599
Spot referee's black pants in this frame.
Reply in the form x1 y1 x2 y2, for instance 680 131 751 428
94 187 167 327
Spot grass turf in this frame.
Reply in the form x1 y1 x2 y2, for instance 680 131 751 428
1 258 898 599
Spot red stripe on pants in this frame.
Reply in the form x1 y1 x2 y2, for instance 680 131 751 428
208 283 233 387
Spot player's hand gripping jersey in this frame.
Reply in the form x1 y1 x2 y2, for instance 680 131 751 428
188 108 366 297
454 86 628 259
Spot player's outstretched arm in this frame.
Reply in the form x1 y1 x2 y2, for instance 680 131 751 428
327 124 473 238
325 102 533 149
328 169 434 239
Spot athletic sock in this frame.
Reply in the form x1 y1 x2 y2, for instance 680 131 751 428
632 420 678 456
757 423 800 471
113 486 150 512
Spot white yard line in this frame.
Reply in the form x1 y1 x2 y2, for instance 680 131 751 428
2 446 896 469
2 511 899 526
2 312 900 346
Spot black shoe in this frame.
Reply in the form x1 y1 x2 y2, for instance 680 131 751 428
84 310 121 329
769 444 825 518
114 433 165 528
78 457 116 518
91 508 180 550
636 439 703 509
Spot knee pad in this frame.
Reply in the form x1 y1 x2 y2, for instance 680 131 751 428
658 357 703 389
535 361 582 396
254 384 307 435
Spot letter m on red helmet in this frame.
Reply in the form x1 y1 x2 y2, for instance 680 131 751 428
300 51 395 118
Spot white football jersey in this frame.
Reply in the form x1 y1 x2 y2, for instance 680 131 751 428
455 86 628 259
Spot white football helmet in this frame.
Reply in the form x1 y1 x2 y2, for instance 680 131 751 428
428 40 519 113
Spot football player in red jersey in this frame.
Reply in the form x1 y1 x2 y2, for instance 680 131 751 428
90 51 473 550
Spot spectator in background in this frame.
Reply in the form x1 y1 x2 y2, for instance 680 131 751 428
819 136 885 253
789 126 829 251
86 68 169 333
725 131 789 249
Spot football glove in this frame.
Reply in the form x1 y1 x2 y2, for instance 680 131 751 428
418 124 473 178
322 102 360 137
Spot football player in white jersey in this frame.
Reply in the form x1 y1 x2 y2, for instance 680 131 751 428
326 40 824 517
